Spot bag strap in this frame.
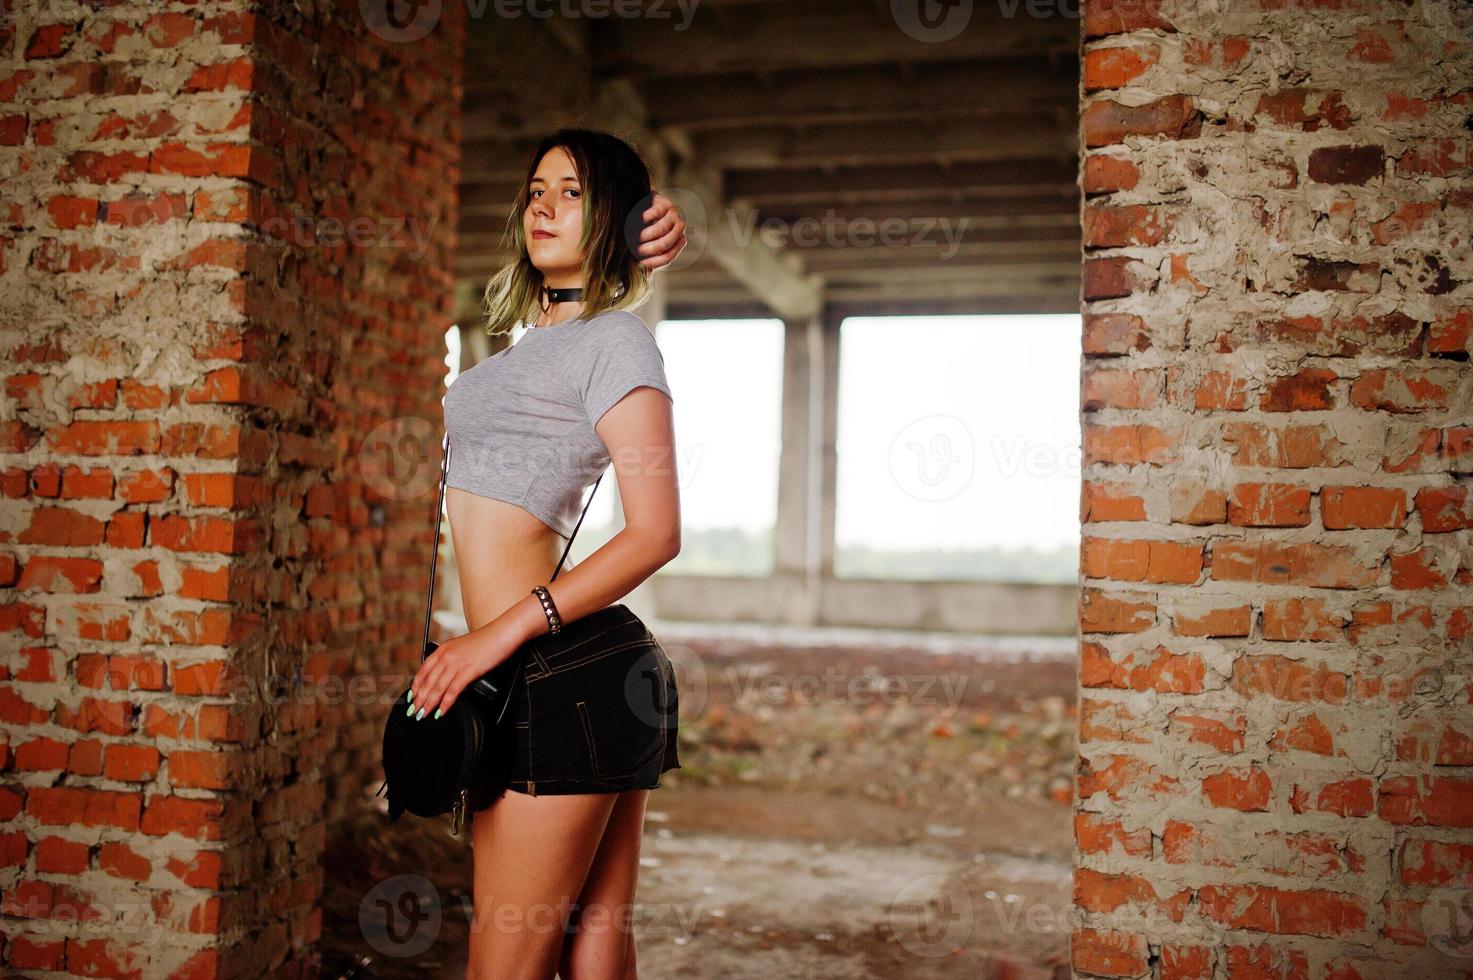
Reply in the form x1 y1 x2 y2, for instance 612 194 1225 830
419 434 603 660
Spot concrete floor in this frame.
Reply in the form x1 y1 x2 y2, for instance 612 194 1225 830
325 621 1078 979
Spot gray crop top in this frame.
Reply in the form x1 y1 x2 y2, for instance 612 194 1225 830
441 308 674 538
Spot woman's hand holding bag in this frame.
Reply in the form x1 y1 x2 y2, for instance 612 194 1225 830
406 624 520 722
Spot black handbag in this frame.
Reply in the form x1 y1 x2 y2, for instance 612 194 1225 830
377 435 602 835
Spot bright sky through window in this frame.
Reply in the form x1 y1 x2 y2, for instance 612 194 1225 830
835 315 1082 554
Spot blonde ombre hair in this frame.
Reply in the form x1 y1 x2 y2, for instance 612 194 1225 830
481 128 656 337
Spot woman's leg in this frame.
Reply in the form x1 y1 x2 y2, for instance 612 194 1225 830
466 789 619 980
558 788 650 980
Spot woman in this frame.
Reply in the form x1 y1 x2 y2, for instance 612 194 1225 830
407 128 685 979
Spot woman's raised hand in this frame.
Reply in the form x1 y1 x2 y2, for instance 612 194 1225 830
636 191 689 272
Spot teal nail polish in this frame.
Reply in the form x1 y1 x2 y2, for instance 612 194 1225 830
407 688 415 703
415 707 426 721
405 703 414 717
434 708 442 720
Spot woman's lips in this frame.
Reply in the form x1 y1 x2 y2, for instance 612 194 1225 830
532 230 554 239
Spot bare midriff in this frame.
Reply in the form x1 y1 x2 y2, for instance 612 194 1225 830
445 486 574 633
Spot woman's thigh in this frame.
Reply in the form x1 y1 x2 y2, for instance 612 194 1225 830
560 788 649 978
466 789 618 980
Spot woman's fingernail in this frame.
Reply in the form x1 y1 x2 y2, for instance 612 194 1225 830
405 703 414 717
434 708 442 720
407 688 414 703
415 707 426 721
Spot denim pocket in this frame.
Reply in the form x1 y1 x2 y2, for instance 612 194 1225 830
574 645 667 780
575 700 600 773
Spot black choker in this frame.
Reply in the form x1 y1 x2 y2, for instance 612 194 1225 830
540 286 583 310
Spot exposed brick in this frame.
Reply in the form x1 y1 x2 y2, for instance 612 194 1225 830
1086 45 1163 90
1082 480 1148 522
1084 0 1176 38
18 506 106 546
1082 154 1140 195
1261 597 1345 642
1169 709 1247 753
1202 766 1273 812
103 743 161 782
97 841 151 881
1349 368 1454 413
1308 144 1386 184
1321 485 1408 529
1170 601 1251 637
1081 537 1204 584
49 420 160 455
16 555 105 593
1197 882 1368 937
1260 367 1338 411
1227 482 1312 527
1210 540 1379 589
1080 588 1156 634
1253 88 1353 131
1378 776 1473 828
26 787 141 831
1414 486 1473 530
139 795 226 841
1083 95 1200 147
1071 927 1149 977
1083 203 1180 248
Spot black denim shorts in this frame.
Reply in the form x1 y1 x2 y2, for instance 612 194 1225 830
500 604 680 796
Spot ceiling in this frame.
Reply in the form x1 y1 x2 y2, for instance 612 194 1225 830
455 0 1081 324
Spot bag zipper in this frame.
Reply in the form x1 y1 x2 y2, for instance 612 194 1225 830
449 710 484 836
451 786 468 835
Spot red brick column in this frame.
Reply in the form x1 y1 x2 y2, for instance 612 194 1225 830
0 2 462 976
1076 1 1472 976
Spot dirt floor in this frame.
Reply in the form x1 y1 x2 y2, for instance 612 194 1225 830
323 622 1079 979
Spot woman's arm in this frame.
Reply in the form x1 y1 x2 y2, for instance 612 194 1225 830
504 385 680 642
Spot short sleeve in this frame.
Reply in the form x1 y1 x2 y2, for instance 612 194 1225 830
575 313 674 426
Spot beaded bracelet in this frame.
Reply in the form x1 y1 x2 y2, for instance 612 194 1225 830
531 585 562 633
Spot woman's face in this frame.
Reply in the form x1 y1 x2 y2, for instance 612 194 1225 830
524 146 585 278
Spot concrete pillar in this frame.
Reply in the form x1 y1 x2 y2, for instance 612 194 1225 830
1074 1 1472 976
775 315 815 579
817 306 841 583
775 308 839 620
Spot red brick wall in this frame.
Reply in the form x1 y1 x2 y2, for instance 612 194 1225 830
1076 1 1472 976
0 2 462 976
